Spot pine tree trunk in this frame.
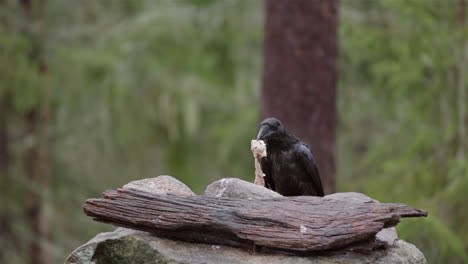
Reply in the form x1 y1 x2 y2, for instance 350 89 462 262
23 110 43 264
19 1 51 263
0 96 9 174
261 0 338 193
0 94 14 263
457 0 466 160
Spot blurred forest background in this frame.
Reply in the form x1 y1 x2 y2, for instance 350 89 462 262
0 0 467 263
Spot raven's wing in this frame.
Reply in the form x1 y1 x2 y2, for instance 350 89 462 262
296 143 324 196
260 157 275 191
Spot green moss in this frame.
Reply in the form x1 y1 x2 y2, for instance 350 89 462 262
92 237 169 264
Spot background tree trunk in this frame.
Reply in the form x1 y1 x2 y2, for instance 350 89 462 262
19 1 51 263
457 0 466 161
261 0 338 194
0 96 9 175
0 94 14 263
23 110 43 264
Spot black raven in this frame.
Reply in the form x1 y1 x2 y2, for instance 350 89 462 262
256 117 324 197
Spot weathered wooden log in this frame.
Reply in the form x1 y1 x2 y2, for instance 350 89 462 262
83 188 427 253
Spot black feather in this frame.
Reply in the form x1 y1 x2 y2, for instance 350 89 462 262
257 117 324 197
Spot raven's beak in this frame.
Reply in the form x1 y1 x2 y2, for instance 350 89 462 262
256 125 269 140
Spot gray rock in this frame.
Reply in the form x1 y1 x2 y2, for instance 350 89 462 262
65 228 143 264
123 175 195 196
376 227 398 246
324 192 378 203
67 175 195 264
65 228 426 264
204 178 282 199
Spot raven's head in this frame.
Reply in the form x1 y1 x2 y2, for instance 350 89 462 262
257 117 286 141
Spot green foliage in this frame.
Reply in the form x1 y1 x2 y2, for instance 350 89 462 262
0 27 42 112
339 0 468 263
2 1 262 262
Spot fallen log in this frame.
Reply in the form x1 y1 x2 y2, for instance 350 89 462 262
83 188 427 253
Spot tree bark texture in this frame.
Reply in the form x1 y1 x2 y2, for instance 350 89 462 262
457 0 466 160
0 95 9 173
83 188 427 253
0 94 15 263
261 0 338 194
19 0 51 263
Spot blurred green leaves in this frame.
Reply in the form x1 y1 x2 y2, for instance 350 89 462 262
2 1 263 263
0 28 42 113
339 0 468 263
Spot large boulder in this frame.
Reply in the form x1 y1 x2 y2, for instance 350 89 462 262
65 176 426 264
66 227 426 264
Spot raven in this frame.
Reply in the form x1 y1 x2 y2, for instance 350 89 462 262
256 117 324 197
